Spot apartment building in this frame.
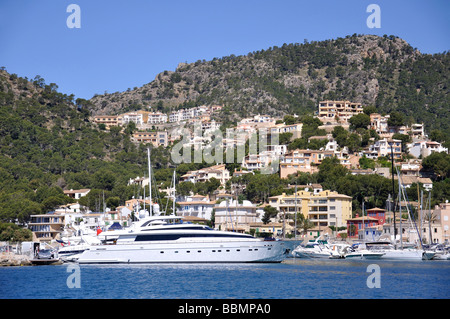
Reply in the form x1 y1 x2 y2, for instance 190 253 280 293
176 194 215 221
279 149 335 178
410 123 425 139
93 115 118 129
29 213 65 243
169 106 209 123
241 145 286 173
433 202 450 244
180 164 231 185
268 190 352 229
364 138 402 160
147 112 168 124
318 100 364 124
397 160 422 176
214 199 260 233
270 123 303 139
241 152 276 173
369 113 389 134
408 140 448 159
117 111 147 126
239 114 276 125
132 131 168 147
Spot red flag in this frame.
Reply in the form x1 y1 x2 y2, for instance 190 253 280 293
97 226 102 236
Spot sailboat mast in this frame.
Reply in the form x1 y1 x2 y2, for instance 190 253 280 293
147 148 152 217
398 174 403 250
143 173 146 215
390 144 397 249
172 169 176 216
362 199 365 241
294 183 297 240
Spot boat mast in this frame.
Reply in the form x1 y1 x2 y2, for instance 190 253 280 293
147 148 152 217
420 190 424 242
390 144 397 249
172 169 176 216
294 183 297 240
362 199 365 242
143 173 146 216
398 173 403 250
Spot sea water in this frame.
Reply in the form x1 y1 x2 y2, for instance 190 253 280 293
0 259 449 299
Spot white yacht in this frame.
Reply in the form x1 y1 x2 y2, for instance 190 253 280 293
76 216 294 264
365 242 436 260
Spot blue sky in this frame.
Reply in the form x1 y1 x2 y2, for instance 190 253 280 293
0 0 448 100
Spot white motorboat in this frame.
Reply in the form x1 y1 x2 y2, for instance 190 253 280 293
365 242 436 260
343 243 384 260
58 235 101 262
292 236 334 258
429 245 450 260
76 216 294 264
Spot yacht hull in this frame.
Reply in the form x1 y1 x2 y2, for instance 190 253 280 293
344 252 384 260
376 249 434 260
292 251 331 258
77 240 292 264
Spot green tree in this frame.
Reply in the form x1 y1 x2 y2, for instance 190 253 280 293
0 223 32 241
363 105 378 115
359 156 376 169
262 205 278 224
387 111 404 127
422 152 450 180
349 113 370 131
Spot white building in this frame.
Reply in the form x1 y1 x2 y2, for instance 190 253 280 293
147 112 168 124
180 164 231 185
63 189 90 200
408 140 448 158
270 123 303 139
214 199 260 233
117 112 145 126
176 194 215 221
365 138 402 159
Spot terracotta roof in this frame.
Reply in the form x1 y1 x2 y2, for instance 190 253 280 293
347 216 379 221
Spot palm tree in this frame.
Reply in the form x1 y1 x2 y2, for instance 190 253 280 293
296 213 314 237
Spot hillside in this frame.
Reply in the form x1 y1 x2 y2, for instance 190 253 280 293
0 69 174 223
89 34 449 135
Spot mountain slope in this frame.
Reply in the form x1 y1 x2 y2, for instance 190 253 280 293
89 34 449 134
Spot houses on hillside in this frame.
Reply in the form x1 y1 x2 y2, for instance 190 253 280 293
47 100 446 244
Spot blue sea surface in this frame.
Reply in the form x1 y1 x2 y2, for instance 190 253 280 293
0 259 449 299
